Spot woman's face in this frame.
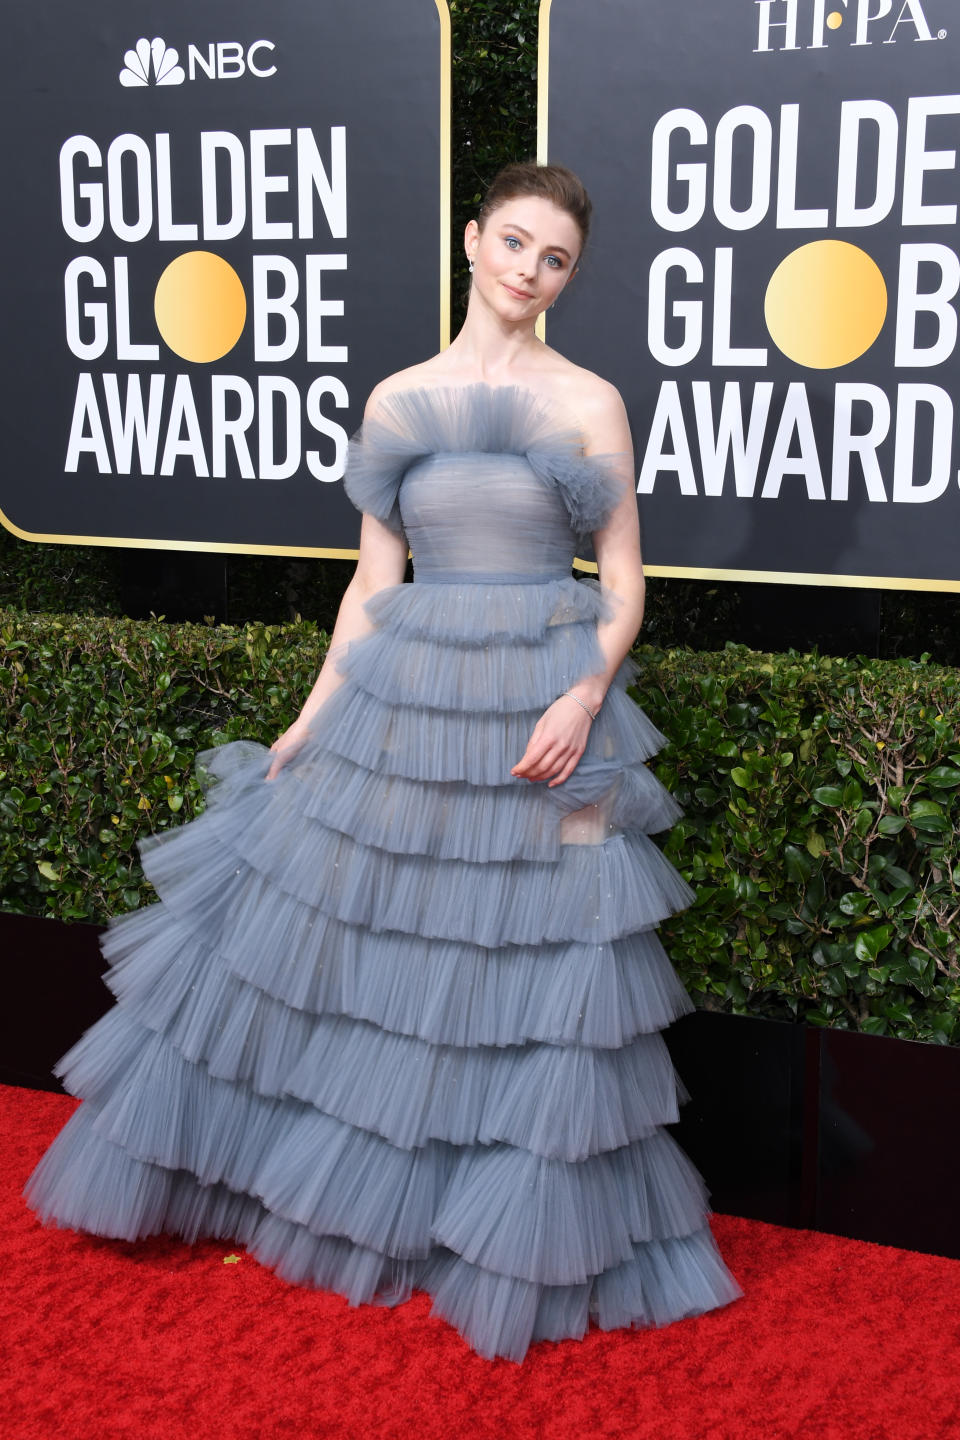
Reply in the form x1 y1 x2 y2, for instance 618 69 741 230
465 195 581 320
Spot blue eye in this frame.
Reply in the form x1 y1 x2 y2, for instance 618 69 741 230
546 256 562 269
504 236 521 250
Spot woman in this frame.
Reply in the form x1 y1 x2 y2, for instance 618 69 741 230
24 161 744 1362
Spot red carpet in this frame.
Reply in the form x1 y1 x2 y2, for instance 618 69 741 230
3 1082 958 1439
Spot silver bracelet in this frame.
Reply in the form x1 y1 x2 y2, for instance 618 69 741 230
561 690 599 721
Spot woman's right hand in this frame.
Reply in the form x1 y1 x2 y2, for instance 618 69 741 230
265 717 312 781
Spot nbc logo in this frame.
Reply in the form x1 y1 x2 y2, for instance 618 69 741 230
119 36 277 87
119 37 184 87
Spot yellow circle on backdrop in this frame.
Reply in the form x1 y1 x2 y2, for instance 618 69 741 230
154 251 246 363
827 11 844 28
764 240 887 369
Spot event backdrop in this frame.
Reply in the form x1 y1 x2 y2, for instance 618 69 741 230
0 0 449 556
541 0 960 589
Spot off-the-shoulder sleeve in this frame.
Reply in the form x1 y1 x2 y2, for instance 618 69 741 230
341 416 415 534
525 432 632 538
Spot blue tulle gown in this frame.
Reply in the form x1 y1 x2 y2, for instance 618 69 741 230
22 382 744 1362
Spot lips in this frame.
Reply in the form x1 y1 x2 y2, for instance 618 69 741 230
501 282 534 300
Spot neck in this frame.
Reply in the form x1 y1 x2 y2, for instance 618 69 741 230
442 290 544 379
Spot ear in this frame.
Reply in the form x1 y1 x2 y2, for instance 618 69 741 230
464 218 479 262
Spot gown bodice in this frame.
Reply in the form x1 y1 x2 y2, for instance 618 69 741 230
343 382 629 584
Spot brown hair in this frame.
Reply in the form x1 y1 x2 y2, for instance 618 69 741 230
476 161 592 268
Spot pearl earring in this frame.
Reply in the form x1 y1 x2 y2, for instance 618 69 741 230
468 260 474 272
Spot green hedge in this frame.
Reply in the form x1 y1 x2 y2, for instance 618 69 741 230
2 608 958 1045
644 648 960 1046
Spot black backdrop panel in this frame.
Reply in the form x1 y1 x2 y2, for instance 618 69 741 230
543 0 960 588
0 0 447 554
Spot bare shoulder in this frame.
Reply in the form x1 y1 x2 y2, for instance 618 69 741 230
363 359 445 418
548 363 630 452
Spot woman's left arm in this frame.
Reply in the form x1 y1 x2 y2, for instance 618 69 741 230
511 382 644 788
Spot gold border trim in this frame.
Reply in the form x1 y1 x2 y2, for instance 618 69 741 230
571 556 960 592
1 0 453 561
437 0 451 351
534 0 552 344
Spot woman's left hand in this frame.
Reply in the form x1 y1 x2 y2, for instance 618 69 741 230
511 695 596 787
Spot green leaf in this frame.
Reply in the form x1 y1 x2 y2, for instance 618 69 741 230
784 843 814 883
910 799 945 819
812 786 844 806
854 926 895 962
36 861 60 882
926 766 960 789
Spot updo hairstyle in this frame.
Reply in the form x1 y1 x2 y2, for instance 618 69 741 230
476 161 592 269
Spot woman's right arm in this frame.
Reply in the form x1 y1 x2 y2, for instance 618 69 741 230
265 504 409 780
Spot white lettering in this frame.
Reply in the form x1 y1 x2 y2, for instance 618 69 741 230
836 100 899 228
647 249 703 366
160 375 209 476
306 255 348 362
903 96 960 227
894 243 960 366
712 248 768 366
892 384 953 500
102 373 165 475
247 41 277 78
306 377 350 480
200 132 246 240
258 377 301 479
831 384 890 500
637 382 698 494
650 109 708 233
693 381 773 496
64 257 108 361
113 257 159 362
777 105 829 228
155 133 198 241
65 373 111 472
761 383 826 499
252 256 300 362
60 137 103 243
106 134 152 244
250 128 292 240
211 376 256 478
297 127 347 240
713 106 772 231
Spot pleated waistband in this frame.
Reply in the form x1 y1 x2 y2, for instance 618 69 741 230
412 569 573 585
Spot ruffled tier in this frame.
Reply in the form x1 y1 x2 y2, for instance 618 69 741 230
139 784 692 948
53 994 689 1161
22 566 743 1361
284 676 666 785
24 1104 742 1363
102 907 695 1050
359 573 615 644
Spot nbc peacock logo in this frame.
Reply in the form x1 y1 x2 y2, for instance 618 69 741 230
119 37 185 87
117 36 277 86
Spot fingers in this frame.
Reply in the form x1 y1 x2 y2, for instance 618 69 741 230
547 755 581 787
512 739 581 783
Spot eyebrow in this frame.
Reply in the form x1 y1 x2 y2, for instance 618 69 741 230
497 221 573 260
